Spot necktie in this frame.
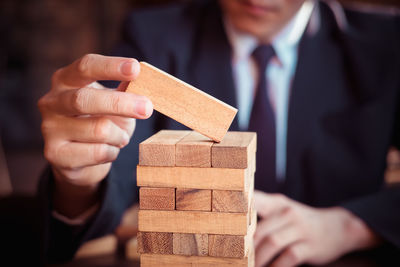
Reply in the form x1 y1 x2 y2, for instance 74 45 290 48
248 45 278 193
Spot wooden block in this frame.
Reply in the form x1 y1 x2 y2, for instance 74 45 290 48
126 237 140 260
139 187 175 210
173 233 208 256
140 253 252 267
212 172 254 213
209 234 245 258
139 130 190 166
212 132 257 169
209 209 257 258
137 166 252 191
248 241 255 267
137 232 173 254
138 210 249 235
126 62 237 142
212 190 249 213
247 197 254 226
115 204 139 243
176 189 211 211
74 235 117 259
247 210 257 255
244 159 255 199
175 131 213 167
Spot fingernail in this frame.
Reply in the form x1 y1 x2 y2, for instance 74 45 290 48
135 99 153 117
121 61 134 76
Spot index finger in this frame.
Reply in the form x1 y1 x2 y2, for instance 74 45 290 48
54 54 140 89
47 87 153 119
255 191 291 219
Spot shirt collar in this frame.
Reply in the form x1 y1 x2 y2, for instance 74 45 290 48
224 0 315 66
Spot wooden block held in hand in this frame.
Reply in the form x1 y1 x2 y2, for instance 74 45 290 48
175 131 213 167
126 62 237 142
137 232 173 254
139 187 175 210
138 210 249 235
139 130 190 166
212 190 248 213
212 132 257 168
173 233 208 256
176 188 211 211
137 165 252 191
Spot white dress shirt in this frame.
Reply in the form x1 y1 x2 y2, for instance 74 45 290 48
224 1 315 181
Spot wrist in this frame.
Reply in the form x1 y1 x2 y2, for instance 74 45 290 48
52 168 102 219
338 207 381 252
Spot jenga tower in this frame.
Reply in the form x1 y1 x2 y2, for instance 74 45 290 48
136 130 256 266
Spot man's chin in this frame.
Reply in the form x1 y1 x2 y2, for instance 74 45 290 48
233 19 275 40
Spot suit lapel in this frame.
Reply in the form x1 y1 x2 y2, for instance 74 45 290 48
284 2 350 204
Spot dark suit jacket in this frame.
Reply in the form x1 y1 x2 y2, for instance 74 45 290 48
39 0 400 262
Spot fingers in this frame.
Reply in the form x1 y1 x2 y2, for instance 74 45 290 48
51 116 131 147
270 244 307 267
255 225 302 267
43 87 153 118
254 211 291 248
54 54 140 88
254 190 292 219
39 55 144 190
105 116 136 137
53 163 113 187
45 142 120 170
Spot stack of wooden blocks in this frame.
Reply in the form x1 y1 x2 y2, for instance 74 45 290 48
136 130 256 266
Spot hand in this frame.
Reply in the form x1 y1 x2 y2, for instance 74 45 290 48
38 54 153 218
254 190 380 267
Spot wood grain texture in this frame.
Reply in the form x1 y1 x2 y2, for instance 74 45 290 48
212 132 257 169
126 62 237 142
173 233 208 256
212 172 254 214
209 209 257 258
212 190 249 213
208 234 245 258
138 210 249 235
140 253 252 267
137 165 251 191
139 130 190 166
175 131 213 167
139 187 175 210
137 232 173 254
176 188 211 211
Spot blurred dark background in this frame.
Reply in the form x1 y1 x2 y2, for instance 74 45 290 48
0 0 399 196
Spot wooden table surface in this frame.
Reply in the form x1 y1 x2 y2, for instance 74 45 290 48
50 245 399 267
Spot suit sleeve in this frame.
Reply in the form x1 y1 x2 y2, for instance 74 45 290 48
341 185 400 248
342 99 400 248
341 19 400 248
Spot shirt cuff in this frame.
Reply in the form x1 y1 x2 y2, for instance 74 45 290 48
52 203 99 226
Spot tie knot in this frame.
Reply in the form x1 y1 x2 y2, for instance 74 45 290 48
252 45 275 71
